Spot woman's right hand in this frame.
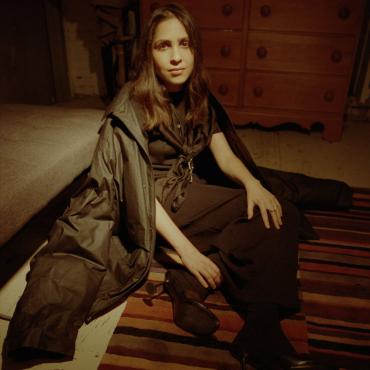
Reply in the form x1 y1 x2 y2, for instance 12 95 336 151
155 198 222 289
179 246 222 290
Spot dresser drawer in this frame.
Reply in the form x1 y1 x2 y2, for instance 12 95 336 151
247 31 356 75
202 30 242 69
141 0 244 29
249 0 364 34
208 70 240 106
244 72 348 113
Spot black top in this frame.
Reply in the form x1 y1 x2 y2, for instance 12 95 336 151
146 91 220 211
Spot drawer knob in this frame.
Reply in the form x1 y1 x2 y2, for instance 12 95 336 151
260 5 271 17
222 3 233 16
218 84 229 96
338 7 351 20
220 45 231 58
253 86 264 97
324 90 335 102
150 2 160 13
257 46 267 59
331 50 342 63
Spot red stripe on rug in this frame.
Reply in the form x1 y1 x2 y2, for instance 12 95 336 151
299 243 370 258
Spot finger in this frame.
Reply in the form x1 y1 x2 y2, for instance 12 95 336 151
202 270 217 290
275 199 283 214
277 212 283 227
214 272 222 287
197 258 217 289
277 207 283 225
206 267 222 287
207 258 221 276
207 276 217 290
261 207 270 229
214 265 222 283
274 205 283 226
194 271 208 289
247 199 254 220
210 262 223 285
271 211 280 229
269 198 282 226
208 265 222 287
205 263 220 288
267 206 280 229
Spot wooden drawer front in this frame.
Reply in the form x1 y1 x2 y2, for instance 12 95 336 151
208 70 240 106
244 72 348 113
202 31 242 69
247 31 356 75
249 0 364 34
141 0 244 29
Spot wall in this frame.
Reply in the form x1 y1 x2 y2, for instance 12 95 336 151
62 0 106 97
0 0 66 104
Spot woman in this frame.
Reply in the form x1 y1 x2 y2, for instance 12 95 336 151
6 3 349 368
117 3 329 370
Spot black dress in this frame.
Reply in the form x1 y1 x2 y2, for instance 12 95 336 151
146 91 300 314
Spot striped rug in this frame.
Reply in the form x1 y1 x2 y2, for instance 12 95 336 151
99 188 370 370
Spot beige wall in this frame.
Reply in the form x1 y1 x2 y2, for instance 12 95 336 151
62 0 106 97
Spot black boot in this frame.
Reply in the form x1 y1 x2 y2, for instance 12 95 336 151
230 320 277 370
273 353 335 369
230 303 333 370
164 268 219 336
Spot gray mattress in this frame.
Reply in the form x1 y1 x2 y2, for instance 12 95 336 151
0 104 104 246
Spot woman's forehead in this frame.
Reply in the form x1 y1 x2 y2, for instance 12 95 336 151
153 17 189 41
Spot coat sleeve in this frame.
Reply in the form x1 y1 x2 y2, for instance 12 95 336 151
46 119 122 260
5 120 123 358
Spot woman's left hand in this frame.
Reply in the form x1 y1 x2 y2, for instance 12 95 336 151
245 179 282 229
209 132 282 229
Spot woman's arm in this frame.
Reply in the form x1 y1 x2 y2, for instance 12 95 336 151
155 198 221 289
209 132 282 229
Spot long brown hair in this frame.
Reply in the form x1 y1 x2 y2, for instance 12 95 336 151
130 3 209 130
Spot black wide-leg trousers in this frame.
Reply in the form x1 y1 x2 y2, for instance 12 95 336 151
164 178 301 314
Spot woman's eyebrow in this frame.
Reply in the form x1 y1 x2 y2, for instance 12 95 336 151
153 39 171 47
152 36 189 47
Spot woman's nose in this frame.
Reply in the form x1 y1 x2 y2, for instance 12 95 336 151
170 46 182 64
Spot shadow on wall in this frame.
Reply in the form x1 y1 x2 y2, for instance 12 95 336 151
61 0 139 101
61 0 107 99
0 0 108 104
0 0 70 104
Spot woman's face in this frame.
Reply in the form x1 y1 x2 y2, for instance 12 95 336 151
151 16 194 92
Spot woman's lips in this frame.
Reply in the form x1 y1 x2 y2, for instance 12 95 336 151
169 68 184 76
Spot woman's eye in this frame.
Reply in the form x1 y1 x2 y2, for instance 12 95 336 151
155 41 170 50
181 39 190 47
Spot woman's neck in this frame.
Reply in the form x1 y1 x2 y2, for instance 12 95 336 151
168 89 185 107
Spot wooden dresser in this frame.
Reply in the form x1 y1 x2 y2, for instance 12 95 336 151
141 0 365 141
